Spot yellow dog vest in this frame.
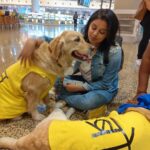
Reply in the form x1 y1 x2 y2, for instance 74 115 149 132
49 111 150 150
0 61 56 119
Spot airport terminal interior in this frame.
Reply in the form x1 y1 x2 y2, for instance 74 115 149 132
0 0 150 141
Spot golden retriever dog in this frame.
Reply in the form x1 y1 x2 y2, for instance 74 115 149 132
0 107 150 150
0 31 91 121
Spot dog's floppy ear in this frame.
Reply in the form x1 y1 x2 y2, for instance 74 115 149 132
126 107 150 121
48 36 65 61
55 38 65 60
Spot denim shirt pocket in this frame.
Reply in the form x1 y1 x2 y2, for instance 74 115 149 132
91 54 105 81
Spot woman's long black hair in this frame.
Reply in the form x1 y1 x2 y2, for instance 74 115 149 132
82 9 120 65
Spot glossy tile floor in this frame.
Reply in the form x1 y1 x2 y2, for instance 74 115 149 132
0 24 83 74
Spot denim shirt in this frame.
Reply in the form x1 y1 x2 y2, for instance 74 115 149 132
73 43 122 93
42 36 122 93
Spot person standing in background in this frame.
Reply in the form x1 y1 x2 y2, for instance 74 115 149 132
135 0 150 66
127 40 150 104
73 11 78 30
133 40 150 99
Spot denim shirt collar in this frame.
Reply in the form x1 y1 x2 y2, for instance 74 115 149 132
91 49 105 82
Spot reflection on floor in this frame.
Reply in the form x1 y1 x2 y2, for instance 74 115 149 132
0 24 83 74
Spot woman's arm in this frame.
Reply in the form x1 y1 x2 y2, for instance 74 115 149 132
82 47 122 91
64 84 86 92
18 38 44 66
145 0 150 11
136 42 150 95
18 36 53 66
134 0 147 21
63 61 86 92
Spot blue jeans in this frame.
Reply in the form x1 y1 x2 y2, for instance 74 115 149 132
54 76 117 111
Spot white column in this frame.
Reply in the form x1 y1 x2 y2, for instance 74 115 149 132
31 0 40 13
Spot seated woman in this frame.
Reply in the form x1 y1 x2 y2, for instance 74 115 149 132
54 9 123 112
19 9 123 115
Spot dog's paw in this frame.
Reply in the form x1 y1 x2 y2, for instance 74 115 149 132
32 113 46 121
66 107 75 119
54 101 66 108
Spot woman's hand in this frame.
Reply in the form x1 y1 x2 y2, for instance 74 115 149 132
132 92 146 101
128 91 147 104
18 38 43 66
124 99 138 104
64 83 85 92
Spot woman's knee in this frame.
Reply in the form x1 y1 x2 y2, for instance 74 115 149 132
83 96 108 110
65 94 107 111
64 95 88 110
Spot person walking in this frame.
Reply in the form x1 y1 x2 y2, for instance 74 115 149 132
73 11 78 30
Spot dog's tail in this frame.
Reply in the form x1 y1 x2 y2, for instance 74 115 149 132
0 137 17 150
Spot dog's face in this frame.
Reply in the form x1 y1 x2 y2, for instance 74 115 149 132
33 31 92 76
48 31 92 69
